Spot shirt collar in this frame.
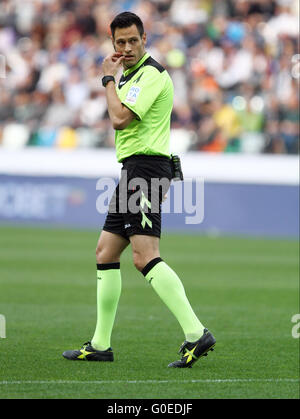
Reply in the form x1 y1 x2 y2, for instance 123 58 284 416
123 52 150 77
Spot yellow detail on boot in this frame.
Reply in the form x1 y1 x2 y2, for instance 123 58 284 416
184 346 197 363
78 348 96 359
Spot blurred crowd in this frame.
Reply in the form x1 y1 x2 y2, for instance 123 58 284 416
0 0 299 154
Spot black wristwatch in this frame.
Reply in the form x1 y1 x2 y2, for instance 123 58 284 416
102 75 115 87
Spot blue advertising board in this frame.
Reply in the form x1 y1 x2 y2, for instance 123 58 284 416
0 174 298 238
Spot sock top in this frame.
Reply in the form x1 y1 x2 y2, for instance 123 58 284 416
97 263 120 271
141 257 163 277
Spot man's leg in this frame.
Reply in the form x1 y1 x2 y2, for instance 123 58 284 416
91 231 129 350
63 231 129 361
130 234 205 342
130 234 216 368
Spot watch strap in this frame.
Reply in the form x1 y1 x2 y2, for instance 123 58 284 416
102 75 115 87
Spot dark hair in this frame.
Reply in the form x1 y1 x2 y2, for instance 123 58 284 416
110 12 144 38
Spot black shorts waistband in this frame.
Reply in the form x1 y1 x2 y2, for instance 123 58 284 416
122 154 171 165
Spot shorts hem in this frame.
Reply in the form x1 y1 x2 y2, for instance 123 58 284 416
102 227 161 240
102 227 130 241
126 230 161 239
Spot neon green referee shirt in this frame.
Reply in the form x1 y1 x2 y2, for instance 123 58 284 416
115 52 174 163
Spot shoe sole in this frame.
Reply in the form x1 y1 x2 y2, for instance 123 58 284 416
62 351 113 362
63 356 114 361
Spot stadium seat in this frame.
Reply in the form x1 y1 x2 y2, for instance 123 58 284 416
32 128 57 147
56 127 78 149
1 123 30 149
170 129 196 153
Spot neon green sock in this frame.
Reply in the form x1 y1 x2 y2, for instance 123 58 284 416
91 263 121 351
143 259 204 342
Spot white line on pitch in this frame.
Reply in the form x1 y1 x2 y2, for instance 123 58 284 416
0 378 298 385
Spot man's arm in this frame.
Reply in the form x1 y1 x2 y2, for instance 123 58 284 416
105 81 136 130
102 53 136 130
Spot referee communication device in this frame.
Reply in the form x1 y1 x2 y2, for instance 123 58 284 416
170 154 184 182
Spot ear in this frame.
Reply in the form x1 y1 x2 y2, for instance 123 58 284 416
111 36 116 52
142 32 147 46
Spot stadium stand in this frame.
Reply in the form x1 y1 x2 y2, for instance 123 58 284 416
0 0 299 154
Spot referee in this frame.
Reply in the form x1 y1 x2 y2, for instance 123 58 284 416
63 12 216 368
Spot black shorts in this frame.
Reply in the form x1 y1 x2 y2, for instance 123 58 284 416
103 155 172 240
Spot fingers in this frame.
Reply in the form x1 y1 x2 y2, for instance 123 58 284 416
103 53 123 64
111 53 124 63
102 53 124 76
115 55 125 64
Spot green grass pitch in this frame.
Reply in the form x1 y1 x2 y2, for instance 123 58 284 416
0 226 299 399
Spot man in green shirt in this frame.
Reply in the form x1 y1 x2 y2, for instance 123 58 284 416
114 51 173 162
63 12 216 368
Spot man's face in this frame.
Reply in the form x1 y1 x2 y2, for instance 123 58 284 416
112 24 146 69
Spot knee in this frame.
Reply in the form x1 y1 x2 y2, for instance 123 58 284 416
132 251 151 273
96 242 105 264
133 255 145 272
96 242 115 264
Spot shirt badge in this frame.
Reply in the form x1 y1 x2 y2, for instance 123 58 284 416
126 86 141 104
